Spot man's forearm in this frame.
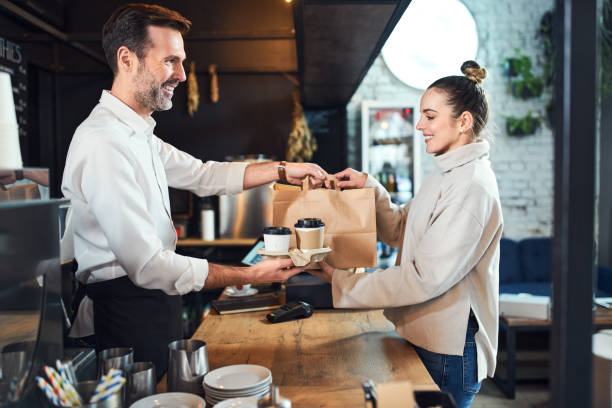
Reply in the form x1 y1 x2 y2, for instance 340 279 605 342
242 162 279 190
204 263 252 288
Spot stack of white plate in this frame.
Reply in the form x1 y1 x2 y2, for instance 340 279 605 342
203 364 272 407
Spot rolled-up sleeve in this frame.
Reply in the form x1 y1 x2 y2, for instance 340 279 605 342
332 202 486 308
80 139 208 295
365 175 411 248
155 137 248 196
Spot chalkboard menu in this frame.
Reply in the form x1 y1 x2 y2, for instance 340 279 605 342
0 35 27 143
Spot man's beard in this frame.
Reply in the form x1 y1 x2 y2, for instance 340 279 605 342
133 63 175 112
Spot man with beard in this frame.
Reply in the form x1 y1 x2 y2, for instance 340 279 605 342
61 3 326 378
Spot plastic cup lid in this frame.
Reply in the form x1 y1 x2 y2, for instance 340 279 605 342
294 218 325 228
262 227 291 235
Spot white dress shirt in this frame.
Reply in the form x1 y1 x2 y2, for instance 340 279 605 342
332 140 502 381
62 90 248 296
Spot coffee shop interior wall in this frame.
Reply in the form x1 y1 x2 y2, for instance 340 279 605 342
348 0 555 242
0 0 347 199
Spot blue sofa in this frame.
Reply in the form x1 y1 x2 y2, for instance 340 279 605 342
494 237 612 399
499 237 612 297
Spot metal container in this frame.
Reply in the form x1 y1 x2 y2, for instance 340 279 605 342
1 341 35 381
219 155 273 239
167 339 208 396
126 362 156 406
97 348 133 378
257 385 291 408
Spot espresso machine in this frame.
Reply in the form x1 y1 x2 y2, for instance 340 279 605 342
0 192 67 407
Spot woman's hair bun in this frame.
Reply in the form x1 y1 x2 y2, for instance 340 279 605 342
461 60 487 84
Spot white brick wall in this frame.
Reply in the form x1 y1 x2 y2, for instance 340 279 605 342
347 0 554 239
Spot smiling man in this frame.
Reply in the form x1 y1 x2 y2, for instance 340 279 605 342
61 4 326 379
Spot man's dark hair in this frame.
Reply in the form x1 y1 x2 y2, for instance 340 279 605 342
102 3 191 75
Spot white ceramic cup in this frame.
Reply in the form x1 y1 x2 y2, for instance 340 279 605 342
230 284 251 294
263 227 291 251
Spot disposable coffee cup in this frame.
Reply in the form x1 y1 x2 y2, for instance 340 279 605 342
294 218 325 251
0 73 17 125
263 227 291 251
0 123 23 169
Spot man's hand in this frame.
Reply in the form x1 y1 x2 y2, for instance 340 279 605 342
286 162 327 188
205 258 303 289
334 168 367 189
249 258 304 284
0 170 16 190
305 260 335 283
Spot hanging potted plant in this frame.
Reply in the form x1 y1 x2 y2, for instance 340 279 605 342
503 53 531 77
503 52 545 99
506 112 542 136
511 74 544 99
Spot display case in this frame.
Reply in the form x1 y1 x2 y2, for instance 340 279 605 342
361 100 421 204
361 101 421 268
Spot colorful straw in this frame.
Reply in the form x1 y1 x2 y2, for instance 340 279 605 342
57 359 78 386
36 376 69 407
43 365 81 406
8 374 26 401
89 377 126 403
90 368 125 403
56 360 69 383
54 361 82 405
43 367 70 406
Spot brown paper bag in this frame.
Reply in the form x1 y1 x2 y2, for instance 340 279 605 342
272 176 377 268
0 184 40 202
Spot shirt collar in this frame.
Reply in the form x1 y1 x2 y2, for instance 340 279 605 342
99 90 156 138
433 139 490 173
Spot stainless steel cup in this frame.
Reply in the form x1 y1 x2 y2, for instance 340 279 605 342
126 362 156 406
1 341 34 380
167 339 208 396
97 348 133 379
1 341 34 403
76 380 123 408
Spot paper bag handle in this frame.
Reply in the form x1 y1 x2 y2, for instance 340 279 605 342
301 175 340 191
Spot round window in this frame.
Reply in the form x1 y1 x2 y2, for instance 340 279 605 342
381 0 479 90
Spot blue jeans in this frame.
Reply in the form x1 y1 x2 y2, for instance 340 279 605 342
413 314 481 408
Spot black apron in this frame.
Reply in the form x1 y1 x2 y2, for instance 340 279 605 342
86 276 182 381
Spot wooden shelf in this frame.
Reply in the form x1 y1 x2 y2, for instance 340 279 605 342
176 237 257 247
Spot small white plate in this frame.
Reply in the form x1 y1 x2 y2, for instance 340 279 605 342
224 287 258 297
204 365 272 391
206 390 269 406
129 392 205 408
205 381 270 397
212 397 258 407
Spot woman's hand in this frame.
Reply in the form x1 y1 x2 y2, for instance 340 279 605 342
334 168 367 189
305 260 335 283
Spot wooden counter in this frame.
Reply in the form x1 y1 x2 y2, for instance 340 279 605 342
176 238 257 247
190 308 437 407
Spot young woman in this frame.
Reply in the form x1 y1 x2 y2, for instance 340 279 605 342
311 61 502 407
